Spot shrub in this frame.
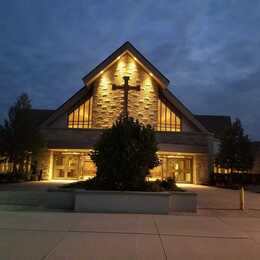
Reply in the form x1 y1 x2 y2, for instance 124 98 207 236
63 176 184 192
90 116 159 190
160 178 176 190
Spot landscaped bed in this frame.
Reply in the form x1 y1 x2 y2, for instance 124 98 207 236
62 177 184 192
47 186 197 214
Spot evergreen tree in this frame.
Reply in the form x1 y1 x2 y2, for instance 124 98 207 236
0 93 45 174
215 118 254 174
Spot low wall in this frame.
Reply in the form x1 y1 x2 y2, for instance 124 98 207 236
46 189 75 210
170 192 197 212
75 190 172 214
46 189 197 214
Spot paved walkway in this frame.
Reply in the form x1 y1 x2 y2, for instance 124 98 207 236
178 184 260 218
1 182 260 259
180 184 260 210
0 181 70 209
0 180 70 191
0 211 260 259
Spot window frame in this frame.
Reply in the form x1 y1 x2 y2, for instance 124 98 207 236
157 94 182 132
67 95 93 129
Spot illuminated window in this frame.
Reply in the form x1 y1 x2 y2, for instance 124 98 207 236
157 98 181 132
68 96 93 128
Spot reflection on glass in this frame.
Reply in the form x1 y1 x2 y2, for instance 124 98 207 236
68 96 93 128
157 98 181 132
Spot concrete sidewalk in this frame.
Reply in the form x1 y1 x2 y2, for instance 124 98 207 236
0 211 260 259
179 184 260 210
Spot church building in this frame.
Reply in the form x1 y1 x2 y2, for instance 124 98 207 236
32 42 232 184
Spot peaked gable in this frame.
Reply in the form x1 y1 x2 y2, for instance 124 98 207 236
195 115 231 137
82 41 169 88
160 88 209 133
40 86 93 127
40 42 210 134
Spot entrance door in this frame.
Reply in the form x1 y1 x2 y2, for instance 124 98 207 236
167 158 193 183
53 153 79 179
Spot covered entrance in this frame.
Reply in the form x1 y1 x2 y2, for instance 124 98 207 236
149 154 193 183
167 157 193 183
52 151 96 180
53 153 79 179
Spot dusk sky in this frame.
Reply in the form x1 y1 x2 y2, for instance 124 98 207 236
0 0 260 139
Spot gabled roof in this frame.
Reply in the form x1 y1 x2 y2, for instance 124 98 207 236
38 42 217 135
82 41 170 87
40 86 92 127
194 115 232 137
161 88 210 134
28 109 54 127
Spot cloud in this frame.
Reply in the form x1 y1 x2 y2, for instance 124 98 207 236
0 0 260 139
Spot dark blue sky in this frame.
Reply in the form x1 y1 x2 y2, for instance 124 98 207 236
0 0 260 139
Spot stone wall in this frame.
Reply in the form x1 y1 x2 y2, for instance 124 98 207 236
92 53 158 128
36 149 51 180
194 154 209 184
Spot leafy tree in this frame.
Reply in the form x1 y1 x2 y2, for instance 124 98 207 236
0 93 45 174
215 118 254 174
90 116 159 190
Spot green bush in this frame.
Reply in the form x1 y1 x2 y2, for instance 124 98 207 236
160 178 176 190
90 117 159 191
63 177 184 192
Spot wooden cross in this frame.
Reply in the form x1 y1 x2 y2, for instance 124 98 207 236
112 76 140 117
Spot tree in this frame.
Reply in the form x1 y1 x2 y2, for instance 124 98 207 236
215 118 254 174
0 93 45 174
90 116 159 190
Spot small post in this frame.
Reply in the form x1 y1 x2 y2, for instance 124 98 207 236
240 186 245 210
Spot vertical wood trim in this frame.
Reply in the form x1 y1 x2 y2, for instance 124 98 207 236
164 101 167 131
83 102 86 128
160 100 162 131
77 107 80 128
72 106 75 128
88 97 91 128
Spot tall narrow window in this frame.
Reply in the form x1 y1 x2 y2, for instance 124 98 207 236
157 98 181 132
68 96 93 128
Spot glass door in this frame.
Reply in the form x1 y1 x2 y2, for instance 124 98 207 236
53 152 79 179
53 154 66 179
66 155 79 179
167 157 193 183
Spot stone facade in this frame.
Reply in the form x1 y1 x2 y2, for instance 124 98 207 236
194 154 210 184
92 53 158 128
36 149 52 180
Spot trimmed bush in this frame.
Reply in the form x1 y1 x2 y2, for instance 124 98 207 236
90 117 159 190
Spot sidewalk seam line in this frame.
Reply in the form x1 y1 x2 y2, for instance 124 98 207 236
153 216 168 260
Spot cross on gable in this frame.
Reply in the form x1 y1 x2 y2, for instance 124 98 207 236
112 76 140 117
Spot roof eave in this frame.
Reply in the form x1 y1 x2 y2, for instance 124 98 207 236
162 88 211 134
82 41 170 88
